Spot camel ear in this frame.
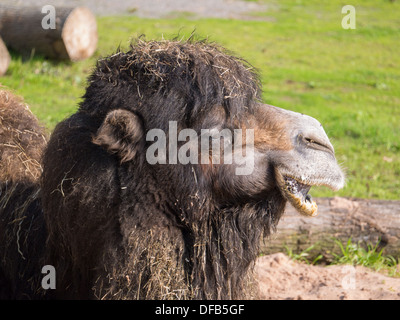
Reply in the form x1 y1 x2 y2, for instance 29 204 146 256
93 109 144 163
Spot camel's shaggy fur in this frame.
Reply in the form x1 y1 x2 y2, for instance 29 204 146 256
0 181 46 299
0 90 47 299
1 39 288 299
40 39 284 300
0 90 47 182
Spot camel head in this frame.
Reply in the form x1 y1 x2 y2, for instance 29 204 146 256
38 38 346 299
250 103 345 217
91 39 345 220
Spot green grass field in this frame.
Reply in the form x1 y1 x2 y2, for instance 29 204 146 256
1 0 399 199
285 238 399 277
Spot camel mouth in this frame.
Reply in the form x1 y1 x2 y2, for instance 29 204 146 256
275 171 318 217
282 176 318 217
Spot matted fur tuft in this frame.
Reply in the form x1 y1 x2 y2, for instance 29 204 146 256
83 37 261 125
0 89 47 183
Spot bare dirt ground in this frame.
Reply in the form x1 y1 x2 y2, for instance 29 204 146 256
255 253 400 300
4 0 399 300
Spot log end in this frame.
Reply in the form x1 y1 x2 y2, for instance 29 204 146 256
62 7 98 61
0 36 10 76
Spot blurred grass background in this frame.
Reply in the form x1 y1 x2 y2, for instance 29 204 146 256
1 0 399 199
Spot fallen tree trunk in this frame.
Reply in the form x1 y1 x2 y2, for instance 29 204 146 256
261 197 400 260
0 36 10 76
0 5 97 61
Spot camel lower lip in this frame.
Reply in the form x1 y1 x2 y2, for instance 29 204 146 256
276 172 318 217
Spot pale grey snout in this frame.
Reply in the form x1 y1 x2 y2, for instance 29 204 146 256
267 104 335 157
264 104 345 191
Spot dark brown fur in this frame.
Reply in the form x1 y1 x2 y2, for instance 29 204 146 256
0 89 47 182
1 39 290 299
0 90 47 299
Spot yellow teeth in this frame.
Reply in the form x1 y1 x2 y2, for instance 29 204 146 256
275 168 318 217
285 191 318 217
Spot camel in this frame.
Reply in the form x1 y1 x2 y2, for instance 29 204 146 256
0 39 344 299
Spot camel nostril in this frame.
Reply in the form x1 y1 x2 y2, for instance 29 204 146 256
299 134 335 156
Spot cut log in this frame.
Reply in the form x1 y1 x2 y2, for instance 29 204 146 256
261 197 400 260
0 6 97 61
0 36 10 76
